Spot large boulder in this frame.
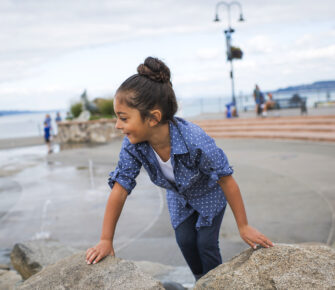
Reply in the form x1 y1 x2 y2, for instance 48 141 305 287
195 244 335 289
0 269 22 290
10 240 80 279
18 252 164 290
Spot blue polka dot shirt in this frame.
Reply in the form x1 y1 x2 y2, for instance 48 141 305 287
108 117 234 230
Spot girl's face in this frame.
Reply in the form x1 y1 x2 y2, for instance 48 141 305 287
114 95 151 144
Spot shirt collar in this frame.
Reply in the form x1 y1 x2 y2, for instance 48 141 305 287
132 118 189 156
169 118 189 155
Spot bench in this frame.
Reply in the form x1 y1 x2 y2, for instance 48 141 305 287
243 94 307 115
274 96 307 110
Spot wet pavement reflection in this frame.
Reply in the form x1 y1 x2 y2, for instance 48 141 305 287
0 143 163 266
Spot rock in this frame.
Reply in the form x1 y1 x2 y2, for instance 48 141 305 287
134 260 194 287
57 119 121 143
0 269 22 290
18 252 164 290
195 244 335 290
133 261 187 290
162 281 187 290
10 239 80 279
0 264 10 270
134 260 175 278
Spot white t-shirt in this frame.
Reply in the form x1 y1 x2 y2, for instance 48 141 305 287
152 148 175 183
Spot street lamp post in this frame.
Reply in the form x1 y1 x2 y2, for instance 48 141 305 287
214 1 244 116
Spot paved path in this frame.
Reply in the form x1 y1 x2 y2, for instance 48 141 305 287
15 138 332 264
115 138 335 265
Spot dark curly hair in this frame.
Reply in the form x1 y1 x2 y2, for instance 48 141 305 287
115 57 178 123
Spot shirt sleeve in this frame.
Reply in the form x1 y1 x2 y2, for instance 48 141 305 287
198 134 233 188
108 138 142 194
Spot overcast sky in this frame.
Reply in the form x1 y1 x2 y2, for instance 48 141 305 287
1 0 334 110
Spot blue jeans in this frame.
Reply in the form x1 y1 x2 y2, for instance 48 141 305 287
174 206 226 279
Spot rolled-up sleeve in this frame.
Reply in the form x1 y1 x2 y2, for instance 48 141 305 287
198 135 233 187
108 139 142 194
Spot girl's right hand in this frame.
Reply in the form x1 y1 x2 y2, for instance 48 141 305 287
85 239 115 265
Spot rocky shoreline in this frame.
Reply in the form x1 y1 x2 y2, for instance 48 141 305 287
1 239 335 289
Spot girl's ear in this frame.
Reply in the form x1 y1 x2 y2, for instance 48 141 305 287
148 109 162 127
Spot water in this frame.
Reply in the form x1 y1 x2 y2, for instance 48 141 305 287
1 88 334 140
0 111 65 139
178 88 335 118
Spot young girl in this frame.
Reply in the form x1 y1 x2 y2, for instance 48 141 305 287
86 57 273 280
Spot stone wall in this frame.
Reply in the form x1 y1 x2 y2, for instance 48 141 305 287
57 119 122 144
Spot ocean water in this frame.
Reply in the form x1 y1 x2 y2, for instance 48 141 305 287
1 89 333 140
0 112 64 139
178 89 335 118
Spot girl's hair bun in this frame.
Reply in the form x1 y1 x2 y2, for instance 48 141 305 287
137 57 171 83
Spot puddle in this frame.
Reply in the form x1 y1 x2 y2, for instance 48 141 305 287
0 157 162 256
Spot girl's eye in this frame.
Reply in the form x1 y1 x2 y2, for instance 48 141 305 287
120 117 127 121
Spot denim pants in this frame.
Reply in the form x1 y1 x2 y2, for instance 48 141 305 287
174 206 226 279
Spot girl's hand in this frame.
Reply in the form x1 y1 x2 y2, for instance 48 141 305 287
86 240 115 265
239 225 274 249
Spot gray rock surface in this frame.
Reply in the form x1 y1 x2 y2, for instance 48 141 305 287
134 260 194 288
0 269 22 290
10 239 80 279
195 244 335 290
57 119 121 143
18 252 164 290
134 260 175 278
0 264 10 270
162 281 187 290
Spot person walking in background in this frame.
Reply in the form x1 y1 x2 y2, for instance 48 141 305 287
44 114 53 135
85 57 273 281
55 112 62 123
43 121 52 154
55 112 62 136
253 84 266 117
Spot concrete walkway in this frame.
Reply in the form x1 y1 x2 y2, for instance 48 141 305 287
112 138 335 266
43 138 335 261
1 138 334 266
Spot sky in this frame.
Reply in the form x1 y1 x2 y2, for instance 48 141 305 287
1 0 334 111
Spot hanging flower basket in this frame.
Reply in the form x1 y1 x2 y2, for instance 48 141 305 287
229 46 243 60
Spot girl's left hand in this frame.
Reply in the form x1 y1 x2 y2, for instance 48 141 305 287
239 225 274 249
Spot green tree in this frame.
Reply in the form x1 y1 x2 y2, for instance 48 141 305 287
70 102 83 118
97 99 115 117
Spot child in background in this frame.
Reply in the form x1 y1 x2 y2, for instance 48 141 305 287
86 57 273 280
43 121 52 154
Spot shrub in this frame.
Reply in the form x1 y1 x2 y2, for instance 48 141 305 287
97 99 115 116
70 102 83 118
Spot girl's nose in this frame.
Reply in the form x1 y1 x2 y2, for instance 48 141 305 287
115 119 122 130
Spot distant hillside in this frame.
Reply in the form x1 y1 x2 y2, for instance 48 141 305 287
275 81 335 93
0 110 62 117
0 110 46 116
